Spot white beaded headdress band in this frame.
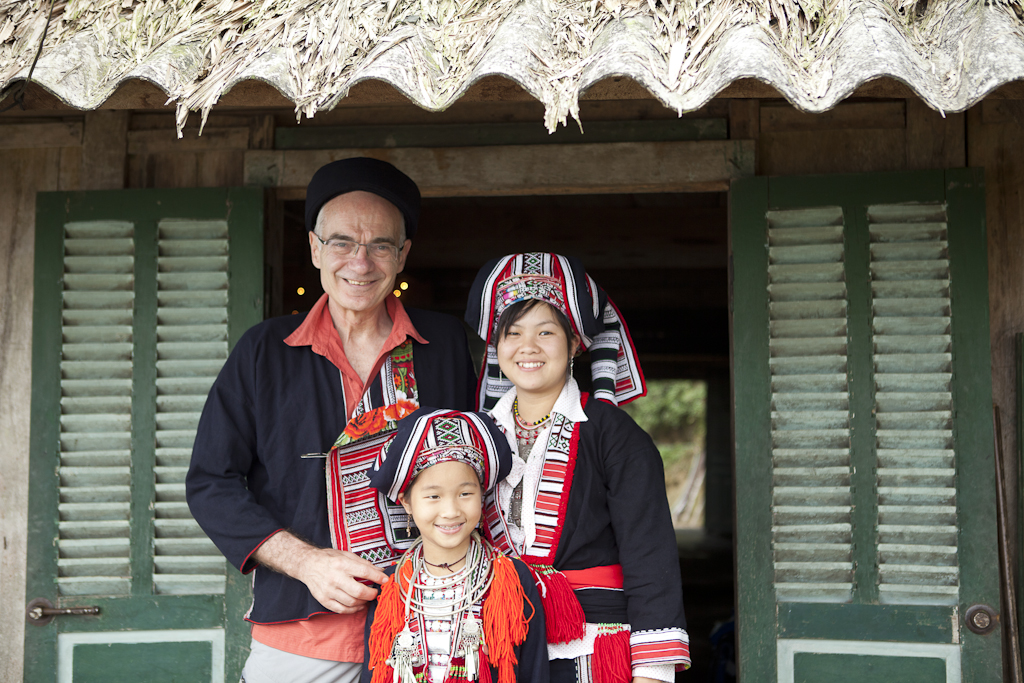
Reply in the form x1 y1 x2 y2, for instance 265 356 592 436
371 409 511 503
465 252 647 411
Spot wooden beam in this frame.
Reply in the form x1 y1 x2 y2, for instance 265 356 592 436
127 127 250 154
81 111 128 190
274 118 727 150
760 101 906 132
245 140 755 195
0 122 82 149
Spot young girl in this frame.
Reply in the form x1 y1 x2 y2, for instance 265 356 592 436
465 253 690 683
362 408 548 683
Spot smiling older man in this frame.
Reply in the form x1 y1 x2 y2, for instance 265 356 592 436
186 158 477 683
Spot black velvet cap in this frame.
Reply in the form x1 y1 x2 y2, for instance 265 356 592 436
304 157 421 238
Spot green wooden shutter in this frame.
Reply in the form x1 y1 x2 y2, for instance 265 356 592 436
732 169 1001 683
27 188 263 683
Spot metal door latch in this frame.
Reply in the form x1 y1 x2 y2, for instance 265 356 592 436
965 604 998 635
26 598 100 626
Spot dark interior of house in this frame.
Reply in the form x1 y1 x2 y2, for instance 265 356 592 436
277 193 736 682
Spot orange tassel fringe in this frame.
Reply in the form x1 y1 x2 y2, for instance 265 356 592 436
482 554 529 683
591 626 631 683
370 552 531 683
532 565 586 644
368 560 415 683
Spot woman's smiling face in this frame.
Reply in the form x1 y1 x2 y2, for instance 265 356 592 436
399 461 482 566
496 302 580 404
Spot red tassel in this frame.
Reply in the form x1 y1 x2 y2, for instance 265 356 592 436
478 648 493 683
591 627 631 683
533 565 586 644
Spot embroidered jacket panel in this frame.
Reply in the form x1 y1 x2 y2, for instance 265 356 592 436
491 386 689 670
185 308 476 624
359 558 550 683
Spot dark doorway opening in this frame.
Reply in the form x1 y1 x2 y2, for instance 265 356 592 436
277 192 735 681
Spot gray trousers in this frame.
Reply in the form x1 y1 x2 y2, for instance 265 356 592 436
241 639 363 683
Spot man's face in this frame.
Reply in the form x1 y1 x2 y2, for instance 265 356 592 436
309 191 411 317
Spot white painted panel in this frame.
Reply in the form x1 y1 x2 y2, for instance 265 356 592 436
777 638 960 683
57 629 225 683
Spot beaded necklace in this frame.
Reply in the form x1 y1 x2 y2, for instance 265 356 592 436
388 534 495 683
512 398 551 428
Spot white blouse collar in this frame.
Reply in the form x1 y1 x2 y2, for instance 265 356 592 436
489 377 589 433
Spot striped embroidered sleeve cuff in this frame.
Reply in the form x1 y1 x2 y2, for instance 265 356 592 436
630 628 691 671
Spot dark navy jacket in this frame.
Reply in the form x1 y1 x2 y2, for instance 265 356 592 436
185 308 476 623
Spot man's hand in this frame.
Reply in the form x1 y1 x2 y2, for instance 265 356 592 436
252 530 389 613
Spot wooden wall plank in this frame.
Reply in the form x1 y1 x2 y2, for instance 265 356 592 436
151 152 198 188
198 150 245 187
0 147 61 683
906 98 965 170
127 127 250 154
81 111 129 190
760 101 905 132
245 140 756 194
760 128 906 176
0 122 83 149
969 104 1024 605
58 146 82 191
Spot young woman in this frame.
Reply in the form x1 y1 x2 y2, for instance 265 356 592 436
361 408 548 683
465 253 690 683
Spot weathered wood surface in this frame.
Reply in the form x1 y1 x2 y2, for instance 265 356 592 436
0 147 65 683
81 111 128 190
245 140 756 194
969 102 1024 640
760 99 967 176
906 98 965 170
0 122 82 149
127 127 250 154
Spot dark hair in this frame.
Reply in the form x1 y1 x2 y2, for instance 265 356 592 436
495 300 578 355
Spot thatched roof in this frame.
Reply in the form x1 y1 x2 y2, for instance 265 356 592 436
2 0 1023 132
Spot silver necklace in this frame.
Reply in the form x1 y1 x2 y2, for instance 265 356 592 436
389 533 494 683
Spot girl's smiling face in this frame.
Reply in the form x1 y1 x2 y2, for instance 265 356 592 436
496 302 580 405
398 461 482 568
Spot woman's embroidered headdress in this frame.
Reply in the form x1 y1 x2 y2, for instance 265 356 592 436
370 408 513 502
465 252 646 410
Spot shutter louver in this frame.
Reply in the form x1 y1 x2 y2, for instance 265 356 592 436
767 207 854 603
152 219 230 595
57 221 135 597
869 204 959 606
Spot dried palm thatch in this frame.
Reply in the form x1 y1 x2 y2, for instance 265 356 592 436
1 0 1023 134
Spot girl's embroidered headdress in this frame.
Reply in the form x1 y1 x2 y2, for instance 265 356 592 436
370 408 513 501
465 252 646 410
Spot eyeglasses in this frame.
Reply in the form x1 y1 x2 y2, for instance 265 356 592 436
313 233 402 262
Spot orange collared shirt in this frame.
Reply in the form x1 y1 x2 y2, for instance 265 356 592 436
251 292 426 661
283 293 426 420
